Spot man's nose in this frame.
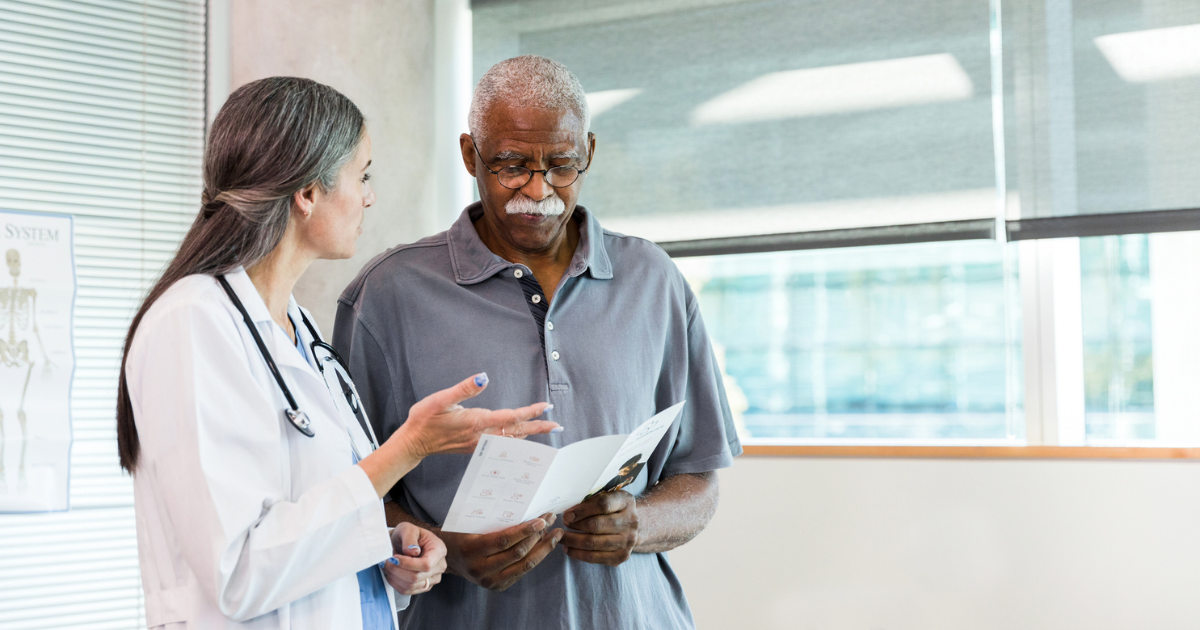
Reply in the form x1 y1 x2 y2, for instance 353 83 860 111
518 170 554 201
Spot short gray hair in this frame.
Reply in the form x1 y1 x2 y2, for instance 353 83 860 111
468 55 589 140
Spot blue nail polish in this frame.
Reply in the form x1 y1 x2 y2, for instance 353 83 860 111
551 426 564 433
388 557 400 565
474 373 488 387
407 545 421 551
544 403 554 412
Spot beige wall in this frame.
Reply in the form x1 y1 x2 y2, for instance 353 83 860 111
229 0 438 331
671 457 1200 630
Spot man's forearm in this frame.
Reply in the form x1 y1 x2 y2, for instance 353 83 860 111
632 471 719 554
386 500 436 530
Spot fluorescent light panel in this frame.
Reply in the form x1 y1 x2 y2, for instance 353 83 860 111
586 88 643 118
1095 23 1200 83
691 53 974 125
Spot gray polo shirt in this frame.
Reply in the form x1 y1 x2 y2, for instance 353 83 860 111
333 203 741 630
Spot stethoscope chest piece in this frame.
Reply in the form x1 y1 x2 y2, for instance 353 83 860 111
285 408 315 437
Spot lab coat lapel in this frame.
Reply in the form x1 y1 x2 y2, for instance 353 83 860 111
222 269 321 379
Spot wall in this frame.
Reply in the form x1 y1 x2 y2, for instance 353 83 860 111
670 456 1200 630
228 0 439 331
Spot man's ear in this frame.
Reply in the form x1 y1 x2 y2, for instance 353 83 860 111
587 132 596 164
292 183 318 219
459 134 478 177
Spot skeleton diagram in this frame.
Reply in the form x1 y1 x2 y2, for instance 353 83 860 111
0 249 52 486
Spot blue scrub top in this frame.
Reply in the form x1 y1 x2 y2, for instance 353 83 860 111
292 320 394 630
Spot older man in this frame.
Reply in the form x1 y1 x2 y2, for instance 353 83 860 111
333 55 741 629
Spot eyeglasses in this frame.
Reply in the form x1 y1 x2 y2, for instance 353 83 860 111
471 138 591 190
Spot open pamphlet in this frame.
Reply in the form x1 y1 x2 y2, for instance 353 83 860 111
441 401 686 535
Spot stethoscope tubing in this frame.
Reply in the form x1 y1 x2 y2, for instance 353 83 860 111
217 274 368 442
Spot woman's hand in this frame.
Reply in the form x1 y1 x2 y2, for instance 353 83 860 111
398 372 559 458
358 372 559 497
383 523 447 595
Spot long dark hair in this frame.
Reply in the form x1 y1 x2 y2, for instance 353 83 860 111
116 77 365 473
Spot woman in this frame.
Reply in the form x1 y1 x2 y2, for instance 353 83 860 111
115 77 559 629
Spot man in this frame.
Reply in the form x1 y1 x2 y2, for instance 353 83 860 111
334 55 741 629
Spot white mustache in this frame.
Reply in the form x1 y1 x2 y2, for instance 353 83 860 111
506 193 565 216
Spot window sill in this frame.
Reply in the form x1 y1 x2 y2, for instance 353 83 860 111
742 444 1200 460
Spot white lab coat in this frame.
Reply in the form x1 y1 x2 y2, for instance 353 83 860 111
125 269 399 629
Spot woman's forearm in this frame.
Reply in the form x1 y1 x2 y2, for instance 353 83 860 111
357 425 423 498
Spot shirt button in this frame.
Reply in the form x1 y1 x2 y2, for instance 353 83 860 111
546 321 554 330
531 294 542 304
514 269 524 278
551 351 561 361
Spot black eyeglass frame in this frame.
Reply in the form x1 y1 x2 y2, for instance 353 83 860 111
470 137 593 190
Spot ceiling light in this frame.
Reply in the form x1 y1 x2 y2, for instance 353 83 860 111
1095 23 1200 83
691 53 974 125
586 88 643 118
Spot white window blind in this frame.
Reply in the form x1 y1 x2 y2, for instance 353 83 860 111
0 1 205 628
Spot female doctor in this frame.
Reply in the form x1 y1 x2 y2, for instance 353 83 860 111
114 77 560 629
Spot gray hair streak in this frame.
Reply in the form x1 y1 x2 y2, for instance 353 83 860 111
468 55 590 140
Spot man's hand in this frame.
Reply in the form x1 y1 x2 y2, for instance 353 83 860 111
383 523 448 595
440 513 563 591
559 491 639 566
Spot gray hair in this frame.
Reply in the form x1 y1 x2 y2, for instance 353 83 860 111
468 55 590 140
117 76 365 473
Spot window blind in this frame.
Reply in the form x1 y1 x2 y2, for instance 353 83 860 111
0 1 205 628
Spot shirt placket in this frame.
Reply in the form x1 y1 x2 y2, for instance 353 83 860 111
511 265 572 426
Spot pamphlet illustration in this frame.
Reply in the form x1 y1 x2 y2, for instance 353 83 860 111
442 401 685 535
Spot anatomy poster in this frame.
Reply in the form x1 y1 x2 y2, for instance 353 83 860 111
0 210 73 512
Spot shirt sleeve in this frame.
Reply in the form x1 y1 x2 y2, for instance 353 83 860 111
660 282 744 478
127 294 392 622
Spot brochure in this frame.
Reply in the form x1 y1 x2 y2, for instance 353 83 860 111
441 401 685 535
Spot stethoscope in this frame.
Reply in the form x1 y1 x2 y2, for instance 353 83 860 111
216 275 381 458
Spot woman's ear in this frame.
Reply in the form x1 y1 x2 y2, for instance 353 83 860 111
293 184 318 219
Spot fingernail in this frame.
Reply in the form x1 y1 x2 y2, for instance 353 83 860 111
543 403 554 412
550 426 564 434
388 557 400 565
563 512 573 524
407 545 421 552
533 519 546 531
474 373 488 387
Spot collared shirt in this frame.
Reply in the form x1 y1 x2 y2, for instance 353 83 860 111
333 203 742 630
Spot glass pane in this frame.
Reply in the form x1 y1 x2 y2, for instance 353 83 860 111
472 0 999 241
674 239 1023 442
1073 0 1200 214
1081 231 1200 444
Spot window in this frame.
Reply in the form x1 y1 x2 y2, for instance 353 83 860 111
0 1 205 627
466 0 1200 449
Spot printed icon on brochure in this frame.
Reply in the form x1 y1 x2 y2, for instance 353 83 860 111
488 469 501 477
479 489 493 497
529 456 541 462
501 511 515 519
471 508 484 516
499 451 508 459
521 473 531 480
510 493 523 501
